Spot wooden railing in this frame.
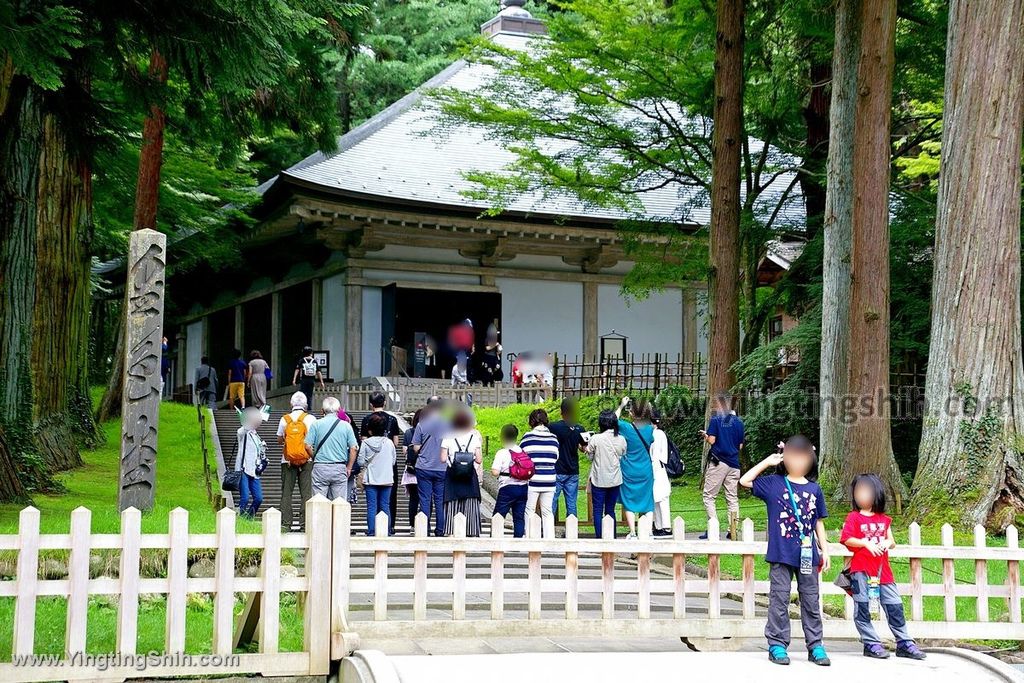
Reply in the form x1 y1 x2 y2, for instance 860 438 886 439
0 502 333 682
338 508 1023 643
2 499 1020 682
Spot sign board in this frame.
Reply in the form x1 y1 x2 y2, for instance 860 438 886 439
313 350 330 380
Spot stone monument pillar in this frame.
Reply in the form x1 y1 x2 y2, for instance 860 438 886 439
118 229 167 512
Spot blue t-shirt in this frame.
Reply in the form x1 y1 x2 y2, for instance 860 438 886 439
304 415 358 465
752 474 828 568
412 413 450 473
227 358 248 383
707 413 744 469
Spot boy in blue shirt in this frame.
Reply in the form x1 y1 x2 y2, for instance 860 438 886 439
741 435 831 667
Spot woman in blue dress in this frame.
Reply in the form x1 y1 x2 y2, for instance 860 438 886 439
615 396 656 538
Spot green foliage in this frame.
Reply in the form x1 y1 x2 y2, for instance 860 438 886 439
0 3 82 90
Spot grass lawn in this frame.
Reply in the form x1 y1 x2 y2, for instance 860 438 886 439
0 396 302 659
0 398 260 535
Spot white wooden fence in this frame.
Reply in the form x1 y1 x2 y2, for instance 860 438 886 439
0 501 333 682
338 508 1023 643
1 498 1022 682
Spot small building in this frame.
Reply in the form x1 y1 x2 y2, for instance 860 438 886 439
168 2 801 388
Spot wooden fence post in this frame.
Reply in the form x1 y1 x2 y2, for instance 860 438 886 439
166 507 189 654
908 522 923 621
741 518 755 619
490 513 505 620
974 525 989 622
331 499 353 660
117 507 142 656
672 517 687 619
65 507 91 658
941 524 956 622
1007 525 1020 623
413 512 428 621
304 495 332 675
260 507 282 655
13 506 40 658
213 507 237 655
375 511 390 621
707 516 721 618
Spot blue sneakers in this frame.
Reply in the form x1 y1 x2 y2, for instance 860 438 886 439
768 645 790 665
808 645 831 666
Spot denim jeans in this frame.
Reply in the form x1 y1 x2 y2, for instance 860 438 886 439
494 484 529 537
851 572 913 645
416 469 447 536
365 484 392 536
591 484 619 538
238 474 263 518
553 473 579 518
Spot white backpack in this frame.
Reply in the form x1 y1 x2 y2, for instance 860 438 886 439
301 357 317 377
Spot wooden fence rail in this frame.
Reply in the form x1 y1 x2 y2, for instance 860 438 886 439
1 499 1021 682
0 501 333 683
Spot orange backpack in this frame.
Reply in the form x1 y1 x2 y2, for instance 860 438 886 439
282 412 310 466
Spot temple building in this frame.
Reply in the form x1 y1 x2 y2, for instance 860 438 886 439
168 1 802 387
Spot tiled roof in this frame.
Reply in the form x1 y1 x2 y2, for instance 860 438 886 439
274 32 805 228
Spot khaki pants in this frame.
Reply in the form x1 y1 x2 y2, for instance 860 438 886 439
702 460 739 526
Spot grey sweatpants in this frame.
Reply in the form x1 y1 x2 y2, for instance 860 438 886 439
312 462 349 501
765 562 823 650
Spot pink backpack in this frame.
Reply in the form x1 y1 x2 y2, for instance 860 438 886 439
508 448 535 481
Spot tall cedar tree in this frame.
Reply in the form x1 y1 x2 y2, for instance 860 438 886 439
819 0 906 506
913 0 1024 529
706 0 743 402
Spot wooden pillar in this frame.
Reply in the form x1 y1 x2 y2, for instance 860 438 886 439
682 287 698 358
583 281 598 360
345 268 363 380
233 304 244 353
311 278 323 349
270 292 282 391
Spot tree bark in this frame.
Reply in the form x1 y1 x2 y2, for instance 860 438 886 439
0 59 54 499
819 0 906 507
800 58 830 240
706 0 744 401
819 0 858 489
912 0 1024 530
98 47 169 422
32 111 97 472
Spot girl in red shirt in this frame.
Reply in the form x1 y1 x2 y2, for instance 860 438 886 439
840 473 926 661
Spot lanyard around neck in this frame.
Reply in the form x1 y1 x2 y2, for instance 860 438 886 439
783 477 805 538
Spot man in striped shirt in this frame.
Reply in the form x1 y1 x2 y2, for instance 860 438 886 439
521 408 559 537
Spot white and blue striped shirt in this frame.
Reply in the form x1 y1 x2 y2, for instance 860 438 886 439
520 426 559 490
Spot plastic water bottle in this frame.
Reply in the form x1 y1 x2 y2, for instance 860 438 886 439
868 575 881 615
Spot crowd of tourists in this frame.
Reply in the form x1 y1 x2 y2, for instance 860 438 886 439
224 379 926 666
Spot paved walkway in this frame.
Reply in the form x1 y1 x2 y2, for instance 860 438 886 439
343 648 1021 683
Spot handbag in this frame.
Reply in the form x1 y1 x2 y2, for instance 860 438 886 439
222 470 242 492
264 366 274 381
833 566 854 595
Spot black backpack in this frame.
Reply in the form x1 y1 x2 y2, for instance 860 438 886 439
449 436 476 482
665 437 685 478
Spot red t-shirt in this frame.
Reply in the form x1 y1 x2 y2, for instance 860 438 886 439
840 511 895 584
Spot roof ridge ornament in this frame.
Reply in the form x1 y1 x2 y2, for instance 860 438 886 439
482 0 548 37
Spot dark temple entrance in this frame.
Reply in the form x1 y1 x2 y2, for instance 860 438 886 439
389 288 501 378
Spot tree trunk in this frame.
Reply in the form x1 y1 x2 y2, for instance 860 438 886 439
819 0 906 507
31 111 97 472
800 59 830 240
98 48 169 421
819 0 858 488
706 0 744 401
843 0 903 505
0 60 54 499
912 0 1024 530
